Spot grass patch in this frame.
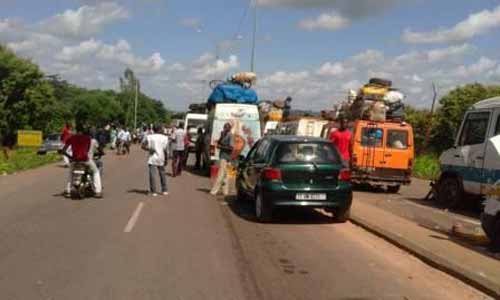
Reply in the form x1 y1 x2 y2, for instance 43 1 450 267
0 147 61 175
413 154 440 180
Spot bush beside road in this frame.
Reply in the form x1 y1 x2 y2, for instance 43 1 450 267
0 148 61 175
413 154 440 181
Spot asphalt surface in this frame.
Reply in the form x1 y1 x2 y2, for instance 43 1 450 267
0 147 492 300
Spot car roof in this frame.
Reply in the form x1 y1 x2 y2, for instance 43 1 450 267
471 96 500 110
265 135 329 143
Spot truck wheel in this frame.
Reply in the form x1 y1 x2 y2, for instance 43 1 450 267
491 217 500 253
387 185 401 194
255 191 272 223
438 176 464 209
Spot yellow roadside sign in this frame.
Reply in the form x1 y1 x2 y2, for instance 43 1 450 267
17 130 43 147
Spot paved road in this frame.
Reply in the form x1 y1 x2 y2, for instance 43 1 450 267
0 147 492 300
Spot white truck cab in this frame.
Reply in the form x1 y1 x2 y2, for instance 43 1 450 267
438 96 500 250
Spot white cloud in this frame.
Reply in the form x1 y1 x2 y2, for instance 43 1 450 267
180 17 202 31
192 52 215 68
341 80 362 91
426 44 474 62
411 74 424 82
167 63 186 72
39 2 129 39
316 62 346 76
299 12 349 31
452 57 497 77
260 71 310 86
194 55 239 80
350 49 384 65
258 0 404 18
402 5 500 44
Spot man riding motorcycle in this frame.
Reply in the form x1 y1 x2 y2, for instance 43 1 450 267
62 124 103 198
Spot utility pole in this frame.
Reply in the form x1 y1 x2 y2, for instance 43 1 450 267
423 82 438 152
250 0 257 72
134 80 138 131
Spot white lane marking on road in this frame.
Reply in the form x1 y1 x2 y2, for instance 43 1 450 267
124 202 145 233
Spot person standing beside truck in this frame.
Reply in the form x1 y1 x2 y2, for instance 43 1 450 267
210 123 234 196
329 118 352 165
171 123 186 177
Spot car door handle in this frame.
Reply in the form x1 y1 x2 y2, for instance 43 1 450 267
454 155 461 158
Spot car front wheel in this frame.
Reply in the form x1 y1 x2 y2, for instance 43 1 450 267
255 191 272 223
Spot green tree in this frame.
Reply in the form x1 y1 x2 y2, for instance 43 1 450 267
404 106 430 154
0 45 63 137
430 83 500 153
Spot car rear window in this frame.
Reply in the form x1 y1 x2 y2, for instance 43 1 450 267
275 142 341 164
387 130 408 149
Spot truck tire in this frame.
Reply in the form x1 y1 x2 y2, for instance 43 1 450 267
369 78 392 87
491 216 500 252
438 176 464 209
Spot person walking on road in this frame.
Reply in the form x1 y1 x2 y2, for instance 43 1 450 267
210 123 234 196
329 118 352 166
171 123 186 177
142 125 169 196
194 127 205 170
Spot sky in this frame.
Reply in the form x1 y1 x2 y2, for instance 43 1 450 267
1 0 500 111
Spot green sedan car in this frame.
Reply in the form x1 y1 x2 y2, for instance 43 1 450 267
236 135 353 223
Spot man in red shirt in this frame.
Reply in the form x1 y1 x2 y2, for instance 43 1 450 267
62 124 102 198
329 118 352 164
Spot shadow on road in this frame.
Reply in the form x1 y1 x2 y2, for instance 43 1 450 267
127 189 149 195
428 230 500 259
225 196 335 225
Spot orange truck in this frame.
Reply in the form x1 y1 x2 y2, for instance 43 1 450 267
350 119 415 193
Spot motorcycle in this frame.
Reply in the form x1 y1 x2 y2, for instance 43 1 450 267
68 153 104 199
70 162 96 199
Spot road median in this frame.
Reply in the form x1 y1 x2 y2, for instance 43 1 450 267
350 200 500 299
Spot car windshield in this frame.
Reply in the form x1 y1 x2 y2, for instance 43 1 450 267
275 142 341 164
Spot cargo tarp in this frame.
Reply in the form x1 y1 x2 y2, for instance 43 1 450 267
208 83 258 105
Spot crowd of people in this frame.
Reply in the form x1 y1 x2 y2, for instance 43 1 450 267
59 121 209 198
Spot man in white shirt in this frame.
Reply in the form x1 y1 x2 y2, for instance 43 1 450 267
122 128 132 154
142 125 169 196
171 123 186 177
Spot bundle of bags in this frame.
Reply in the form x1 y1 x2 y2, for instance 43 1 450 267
258 97 292 122
348 78 405 122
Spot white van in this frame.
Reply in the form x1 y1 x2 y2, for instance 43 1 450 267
205 103 261 164
278 118 328 137
184 113 208 152
438 97 500 249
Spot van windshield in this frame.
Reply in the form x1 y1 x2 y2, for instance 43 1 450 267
275 142 341 164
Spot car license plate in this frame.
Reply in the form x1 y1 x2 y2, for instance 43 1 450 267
296 193 327 200
73 170 85 174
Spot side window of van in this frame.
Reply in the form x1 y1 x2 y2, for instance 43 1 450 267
361 128 383 147
387 130 408 149
459 112 490 146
